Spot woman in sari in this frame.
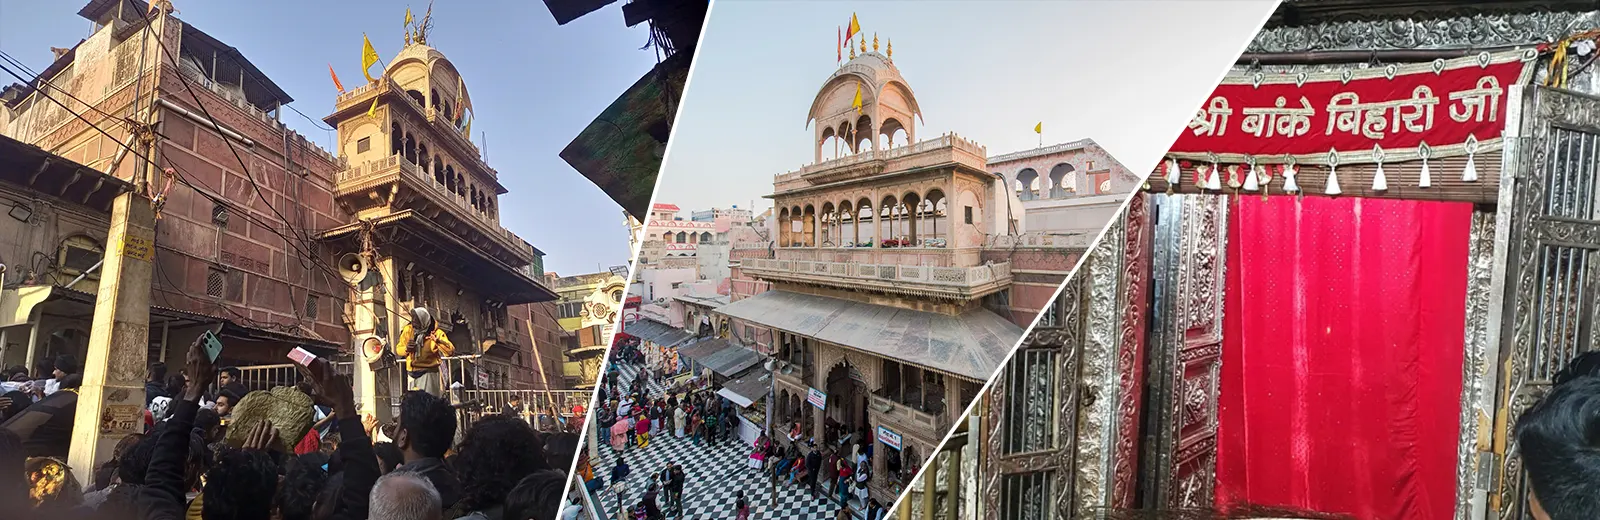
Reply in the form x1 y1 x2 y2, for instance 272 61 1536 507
609 413 630 452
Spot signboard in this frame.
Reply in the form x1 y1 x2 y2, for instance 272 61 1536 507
877 426 903 450
119 235 154 262
101 403 144 435
1169 50 1534 165
807 387 827 410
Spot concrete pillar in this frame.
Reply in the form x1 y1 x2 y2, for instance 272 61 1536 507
351 254 391 421
67 191 155 478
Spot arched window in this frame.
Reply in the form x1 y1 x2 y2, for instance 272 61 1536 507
700 232 711 243
1048 163 1076 198
676 231 687 243
1015 169 1040 201
390 123 404 156
444 166 457 193
433 157 446 185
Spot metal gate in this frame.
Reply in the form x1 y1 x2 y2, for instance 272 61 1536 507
983 256 1086 520
1492 85 1600 520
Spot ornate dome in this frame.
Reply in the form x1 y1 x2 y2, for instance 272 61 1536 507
385 43 472 123
806 51 923 161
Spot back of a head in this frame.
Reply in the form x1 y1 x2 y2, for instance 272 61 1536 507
400 391 456 458
1516 375 1600 519
53 355 77 377
503 470 566 520
278 454 330 520
203 448 279 520
148 362 167 382
371 470 443 520
543 433 578 473
453 415 550 512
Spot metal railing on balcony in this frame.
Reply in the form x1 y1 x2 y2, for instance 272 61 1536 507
334 157 539 262
741 258 1011 287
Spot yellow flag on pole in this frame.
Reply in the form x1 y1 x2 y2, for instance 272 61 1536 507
852 84 863 114
845 13 860 42
405 7 414 26
1034 122 1042 134
464 114 473 137
362 34 380 83
367 97 379 119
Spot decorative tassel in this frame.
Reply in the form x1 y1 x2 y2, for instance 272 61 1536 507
1325 149 1342 196
1282 162 1300 193
1258 164 1272 201
1242 163 1260 192
1204 162 1222 191
1371 145 1388 192
1418 142 1432 188
1463 136 1480 182
1165 158 1180 186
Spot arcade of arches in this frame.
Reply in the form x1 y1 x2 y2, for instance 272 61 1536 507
777 189 950 248
389 120 500 221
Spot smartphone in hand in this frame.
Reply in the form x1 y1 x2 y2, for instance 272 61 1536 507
200 331 224 362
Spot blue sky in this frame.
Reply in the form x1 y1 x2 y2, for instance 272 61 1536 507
0 0 651 276
658 0 1279 214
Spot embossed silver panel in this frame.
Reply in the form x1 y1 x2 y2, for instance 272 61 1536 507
1496 86 1600 520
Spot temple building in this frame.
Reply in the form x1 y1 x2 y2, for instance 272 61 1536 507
320 10 561 417
713 39 1036 504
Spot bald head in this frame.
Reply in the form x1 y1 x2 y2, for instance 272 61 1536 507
369 470 442 520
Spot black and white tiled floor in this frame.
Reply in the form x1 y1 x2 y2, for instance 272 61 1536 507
588 362 854 520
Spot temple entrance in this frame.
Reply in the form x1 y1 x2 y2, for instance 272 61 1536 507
824 361 868 450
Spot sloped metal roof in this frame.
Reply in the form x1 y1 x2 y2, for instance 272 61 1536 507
622 318 691 347
714 291 1021 381
678 338 763 378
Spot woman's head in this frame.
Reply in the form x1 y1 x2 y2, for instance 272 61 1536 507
410 307 433 331
24 457 82 511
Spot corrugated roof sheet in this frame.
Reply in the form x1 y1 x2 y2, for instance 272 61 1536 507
679 338 764 378
622 318 688 346
719 369 771 408
713 291 1022 381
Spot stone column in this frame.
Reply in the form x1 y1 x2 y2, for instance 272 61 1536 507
350 253 391 421
67 190 155 478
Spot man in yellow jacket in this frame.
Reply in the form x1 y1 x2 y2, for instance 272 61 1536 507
395 307 454 395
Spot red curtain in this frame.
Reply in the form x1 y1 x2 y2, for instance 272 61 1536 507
1214 196 1472 519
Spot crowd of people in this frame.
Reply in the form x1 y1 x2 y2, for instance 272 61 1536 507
576 341 888 520
0 333 582 520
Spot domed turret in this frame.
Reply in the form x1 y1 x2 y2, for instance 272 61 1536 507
806 50 923 163
384 43 472 127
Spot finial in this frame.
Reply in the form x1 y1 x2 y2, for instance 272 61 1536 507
887 39 893 59
859 35 866 53
849 42 855 60
873 33 879 52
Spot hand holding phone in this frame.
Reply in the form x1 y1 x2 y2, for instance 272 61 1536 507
200 331 224 363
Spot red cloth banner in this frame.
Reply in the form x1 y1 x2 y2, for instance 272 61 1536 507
1172 53 1529 159
1216 196 1472 519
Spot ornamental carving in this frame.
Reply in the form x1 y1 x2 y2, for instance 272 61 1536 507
1075 209 1126 518
1112 193 1150 507
1247 10 1598 53
1455 210 1496 520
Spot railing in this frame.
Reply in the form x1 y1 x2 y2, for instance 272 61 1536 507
870 393 947 436
741 258 1010 287
777 134 989 183
333 156 540 263
230 362 355 394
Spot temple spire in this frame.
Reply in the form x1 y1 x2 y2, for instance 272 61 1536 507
873 33 879 52
887 39 893 60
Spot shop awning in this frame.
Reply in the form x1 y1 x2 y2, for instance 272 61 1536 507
714 290 1022 381
678 338 763 378
717 368 770 409
622 318 692 347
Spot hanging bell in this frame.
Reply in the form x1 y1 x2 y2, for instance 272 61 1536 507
1282 163 1300 193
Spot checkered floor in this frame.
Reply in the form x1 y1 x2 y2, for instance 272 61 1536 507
587 362 859 520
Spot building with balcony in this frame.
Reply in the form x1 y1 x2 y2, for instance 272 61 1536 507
317 17 558 414
547 270 626 389
0 0 351 377
712 47 1028 505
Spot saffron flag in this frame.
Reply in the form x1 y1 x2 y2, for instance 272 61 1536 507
405 7 414 27
852 84 863 114
362 34 380 83
1034 122 1042 134
464 114 473 137
367 97 379 119
845 13 860 43
329 64 345 93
